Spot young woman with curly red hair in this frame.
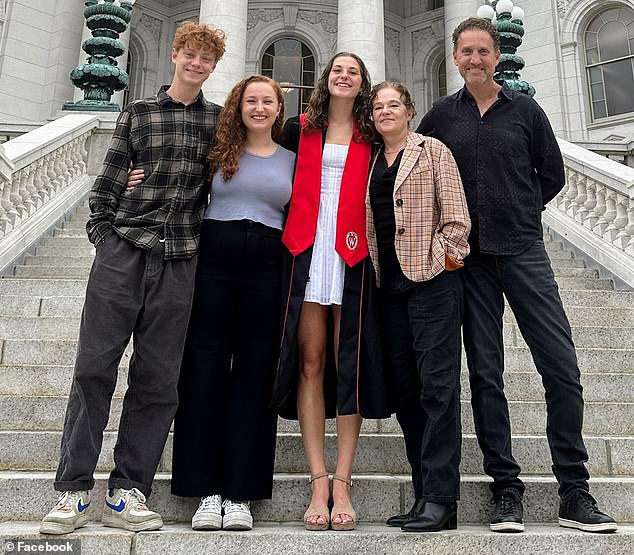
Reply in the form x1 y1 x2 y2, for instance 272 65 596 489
170 75 295 531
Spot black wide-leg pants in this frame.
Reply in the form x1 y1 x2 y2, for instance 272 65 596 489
171 219 282 500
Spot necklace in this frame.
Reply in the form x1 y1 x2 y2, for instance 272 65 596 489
383 141 406 154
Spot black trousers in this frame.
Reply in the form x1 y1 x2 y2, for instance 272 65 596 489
463 239 589 498
378 270 463 502
171 219 282 500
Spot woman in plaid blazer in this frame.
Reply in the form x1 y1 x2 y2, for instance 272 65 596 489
366 82 470 532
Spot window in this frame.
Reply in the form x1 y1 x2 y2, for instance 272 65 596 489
429 0 444 10
585 7 634 119
261 39 315 118
437 59 447 99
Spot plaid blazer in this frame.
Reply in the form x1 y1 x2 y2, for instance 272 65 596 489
366 131 471 285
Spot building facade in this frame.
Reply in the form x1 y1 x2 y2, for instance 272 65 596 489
1 0 633 159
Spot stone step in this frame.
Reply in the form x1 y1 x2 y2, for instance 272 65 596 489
460 371 634 403
548 276 614 290
1 362 632 403
506 324 633 349
0 340 131 366
558 290 634 308
550 257 587 268
0 296 86 317
0 395 631 436
23 255 94 266
3 522 634 555
0 279 88 297
504 305 634 328
35 244 94 257
52 227 88 237
6 291 633 325
2 287 632 318
13 266 92 278
1 473 633 524
3 317 632 350
19 260 616 284
59 219 88 230
1 430 632 478
502 347 634 373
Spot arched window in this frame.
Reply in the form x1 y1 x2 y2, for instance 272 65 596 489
261 38 315 119
585 7 634 120
436 58 447 99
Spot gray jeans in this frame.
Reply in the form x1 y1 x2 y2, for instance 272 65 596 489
54 231 197 497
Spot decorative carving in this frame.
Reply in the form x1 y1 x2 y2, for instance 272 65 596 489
247 8 282 30
385 27 400 56
412 27 435 57
557 0 573 16
283 4 298 30
298 10 337 35
139 13 162 44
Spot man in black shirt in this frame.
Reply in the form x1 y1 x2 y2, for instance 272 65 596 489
417 17 616 534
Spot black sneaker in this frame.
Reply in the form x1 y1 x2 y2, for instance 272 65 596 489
489 491 524 532
558 489 617 533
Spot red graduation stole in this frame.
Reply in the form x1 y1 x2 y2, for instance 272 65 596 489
282 114 371 267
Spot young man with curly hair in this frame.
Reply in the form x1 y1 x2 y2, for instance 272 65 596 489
40 21 226 535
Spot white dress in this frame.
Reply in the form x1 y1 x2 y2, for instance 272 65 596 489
304 143 348 305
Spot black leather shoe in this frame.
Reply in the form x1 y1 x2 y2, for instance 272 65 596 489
401 502 457 532
558 489 617 533
386 498 425 527
490 490 524 532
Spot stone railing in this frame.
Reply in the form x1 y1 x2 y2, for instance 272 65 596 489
543 138 634 288
0 113 115 271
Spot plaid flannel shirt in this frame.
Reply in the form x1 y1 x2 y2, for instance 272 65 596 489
87 86 220 259
366 131 471 285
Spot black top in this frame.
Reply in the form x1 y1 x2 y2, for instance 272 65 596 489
416 82 565 255
369 150 414 292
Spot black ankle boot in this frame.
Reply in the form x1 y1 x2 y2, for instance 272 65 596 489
401 502 457 532
386 498 425 527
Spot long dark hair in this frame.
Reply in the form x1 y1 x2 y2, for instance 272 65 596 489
303 52 374 143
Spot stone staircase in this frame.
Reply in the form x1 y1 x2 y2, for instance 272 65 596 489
0 205 633 554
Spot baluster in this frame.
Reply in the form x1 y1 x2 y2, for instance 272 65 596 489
601 191 618 241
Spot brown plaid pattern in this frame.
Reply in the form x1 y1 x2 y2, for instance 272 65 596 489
366 132 471 285
87 86 221 259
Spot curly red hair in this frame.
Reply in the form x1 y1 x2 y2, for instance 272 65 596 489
173 21 226 61
210 75 285 182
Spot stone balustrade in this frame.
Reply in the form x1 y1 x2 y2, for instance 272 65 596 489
0 114 115 272
544 138 634 288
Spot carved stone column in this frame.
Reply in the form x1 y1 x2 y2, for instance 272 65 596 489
444 0 480 93
337 0 385 83
199 0 248 105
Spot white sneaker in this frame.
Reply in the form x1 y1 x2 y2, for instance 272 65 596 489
40 490 91 535
192 495 223 531
222 499 253 530
102 487 163 532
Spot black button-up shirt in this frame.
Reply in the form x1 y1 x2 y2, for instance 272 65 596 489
87 86 220 259
416 82 564 255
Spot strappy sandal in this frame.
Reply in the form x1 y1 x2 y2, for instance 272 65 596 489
303 472 330 531
330 474 356 531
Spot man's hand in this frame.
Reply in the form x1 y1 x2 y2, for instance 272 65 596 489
127 168 145 191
